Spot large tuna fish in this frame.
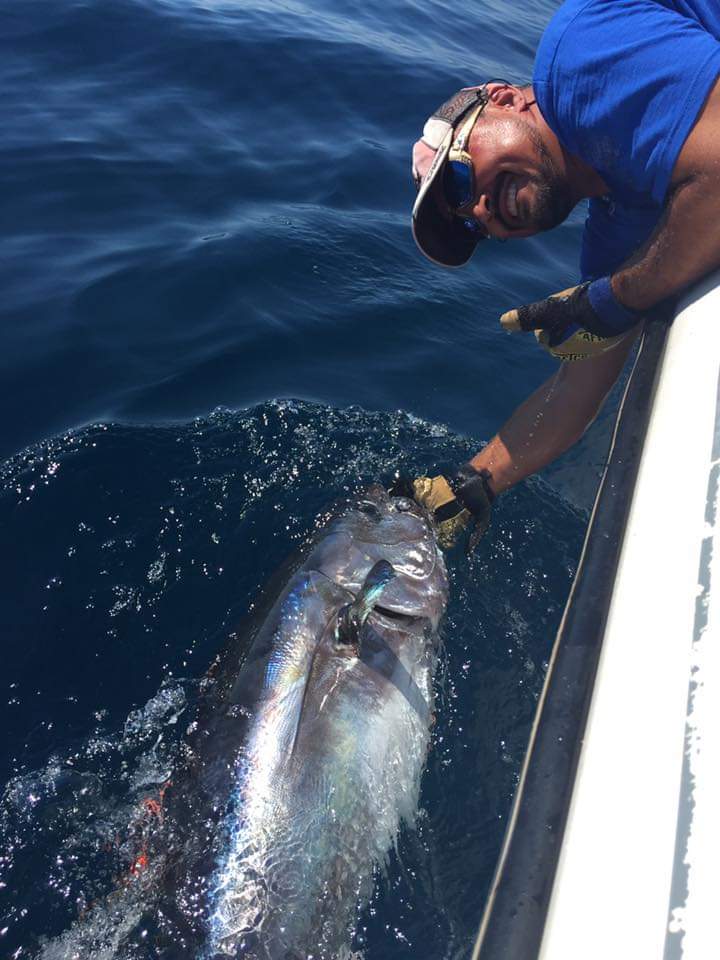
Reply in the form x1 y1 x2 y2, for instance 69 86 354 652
160 484 448 959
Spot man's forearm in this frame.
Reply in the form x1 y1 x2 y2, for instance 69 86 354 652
469 333 636 495
612 173 720 312
612 76 720 314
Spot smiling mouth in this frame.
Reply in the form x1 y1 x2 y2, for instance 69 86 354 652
507 179 519 218
495 173 523 230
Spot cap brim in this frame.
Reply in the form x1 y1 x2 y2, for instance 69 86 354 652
411 131 482 268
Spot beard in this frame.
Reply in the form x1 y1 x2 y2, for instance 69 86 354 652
528 161 575 231
526 125 575 231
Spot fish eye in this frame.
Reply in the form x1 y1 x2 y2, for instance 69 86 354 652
358 502 382 519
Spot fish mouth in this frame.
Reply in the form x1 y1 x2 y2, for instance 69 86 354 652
372 603 425 625
289 586 434 762
316 486 447 623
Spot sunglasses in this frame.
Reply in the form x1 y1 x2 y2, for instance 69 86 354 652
442 96 489 235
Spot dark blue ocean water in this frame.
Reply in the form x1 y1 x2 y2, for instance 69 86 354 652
0 1 615 956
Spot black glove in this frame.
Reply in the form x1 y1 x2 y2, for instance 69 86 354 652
405 464 494 552
500 280 641 361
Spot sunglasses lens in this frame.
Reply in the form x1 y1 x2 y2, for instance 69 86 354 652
443 161 474 211
462 218 487 239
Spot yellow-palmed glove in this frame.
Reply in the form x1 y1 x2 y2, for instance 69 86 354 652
500 279 642 361
412 464 494 551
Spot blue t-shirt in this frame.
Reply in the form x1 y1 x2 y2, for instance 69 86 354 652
533 0 720 280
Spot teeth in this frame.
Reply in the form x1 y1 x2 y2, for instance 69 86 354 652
507 179 518 218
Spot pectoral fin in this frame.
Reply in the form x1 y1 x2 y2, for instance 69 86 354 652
335 560 396 650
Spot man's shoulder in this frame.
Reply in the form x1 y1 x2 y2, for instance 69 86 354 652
534 0 662 85
534 0 596 84
534 0 720 204
533 0 632 174
536 0 720 90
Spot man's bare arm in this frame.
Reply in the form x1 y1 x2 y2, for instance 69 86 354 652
612 76 720 312
468 333 637 495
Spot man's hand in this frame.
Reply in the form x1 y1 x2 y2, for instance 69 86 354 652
500 279 642 361
411 465 494 551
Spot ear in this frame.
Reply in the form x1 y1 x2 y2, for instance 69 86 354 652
485 83 532 113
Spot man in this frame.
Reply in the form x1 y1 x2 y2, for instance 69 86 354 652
409 0 720 549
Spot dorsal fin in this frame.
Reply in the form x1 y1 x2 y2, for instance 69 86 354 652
335 560 396 649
